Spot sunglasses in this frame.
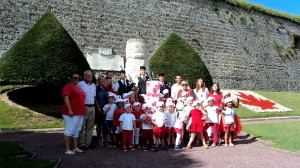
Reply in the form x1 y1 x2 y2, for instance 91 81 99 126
72 77 80 80
182 84 188 86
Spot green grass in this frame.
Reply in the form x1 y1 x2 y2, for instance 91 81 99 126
224 0 300 23
243 121 300 153
0 141 57 168
235 91 300 119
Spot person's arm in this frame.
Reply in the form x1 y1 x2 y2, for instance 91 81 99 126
103 104 112 115
133 120 136 133
120 121 123 133
141 114 148 121
234 98 240 108
222 114 225 127
63 96 73 117
113 82 120 93
95 98 101 113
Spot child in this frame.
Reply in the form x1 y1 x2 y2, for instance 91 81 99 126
186 100 208 149
182 97 194 142
165 102 176 148
132 102 143 148
173 102 186 150
221 98 238 147
103 93 117 147
203 97 223 147
119 104 136 151
151 101 168 152
140 104 154 151
112 99 125 147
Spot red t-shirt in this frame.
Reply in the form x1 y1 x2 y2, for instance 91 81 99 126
61 84 86 116
208 92 223 113
132 110 143 128
113 109 125 126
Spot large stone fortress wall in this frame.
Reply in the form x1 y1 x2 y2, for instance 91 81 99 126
1 0 299 92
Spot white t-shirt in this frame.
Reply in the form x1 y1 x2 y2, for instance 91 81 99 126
206 106 219 123
174 111 187 129
222 107 235 124
119 113 136 130
103 104 117 120
165 112 176 128
171 83 182 100
152 111 168 127
77 81 96 104
140 113 153 130
193 88 209 100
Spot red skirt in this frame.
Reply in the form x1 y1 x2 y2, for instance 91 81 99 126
219 114 243 139
189 121 203 132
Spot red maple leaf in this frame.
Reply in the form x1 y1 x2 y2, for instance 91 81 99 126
237 92 278 110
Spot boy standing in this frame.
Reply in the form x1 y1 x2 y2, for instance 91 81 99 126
152 101 168 152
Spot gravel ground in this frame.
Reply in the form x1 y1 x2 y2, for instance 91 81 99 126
1 129 299 168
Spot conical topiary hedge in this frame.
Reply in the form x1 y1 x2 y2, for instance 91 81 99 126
0 12 91 87
149 33 213 89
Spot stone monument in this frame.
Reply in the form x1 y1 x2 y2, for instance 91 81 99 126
125 38 150 83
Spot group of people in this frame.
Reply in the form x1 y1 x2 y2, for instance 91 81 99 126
61 66 242 155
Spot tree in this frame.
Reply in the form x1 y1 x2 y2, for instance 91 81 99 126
0 12 91 87
149 33 213 88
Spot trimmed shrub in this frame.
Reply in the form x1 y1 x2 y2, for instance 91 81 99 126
0 12 91 87
149 33 213 88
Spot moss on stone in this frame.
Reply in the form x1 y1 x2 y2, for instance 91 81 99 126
0 12 91 87
149 33 213 88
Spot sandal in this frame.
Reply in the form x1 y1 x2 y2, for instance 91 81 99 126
73 148 84 153
65 150 75 155
186 145 192 149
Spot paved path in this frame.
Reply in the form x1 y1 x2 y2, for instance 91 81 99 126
0 129 299 168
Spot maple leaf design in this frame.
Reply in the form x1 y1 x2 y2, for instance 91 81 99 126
237 92 278 110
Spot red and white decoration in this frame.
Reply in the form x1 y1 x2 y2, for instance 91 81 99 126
226 90 293 113
145 81 160 113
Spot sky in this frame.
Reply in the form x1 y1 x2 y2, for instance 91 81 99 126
244 0 300 16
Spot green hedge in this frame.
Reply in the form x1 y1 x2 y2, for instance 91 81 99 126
0 12 91 87
150 33 213 88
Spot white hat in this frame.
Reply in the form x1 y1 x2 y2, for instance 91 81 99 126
207 97 215 102
156 101 164 107
159 93 164 98
163 89 169 94
176 102 184 111
123 99 129 103
166 98 173 103
223 91 231 98
186 97 194 101
128 91 133 95
142 104 149 110
192 100 202 107
166 102 175 107
122 93 129 98
124 104 131 109
114 95 122 99
108 92 115 98
177 98 184 103
224 98 233 104
115 98 123 103
133 102 140 107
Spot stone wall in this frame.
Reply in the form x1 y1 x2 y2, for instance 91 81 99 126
1 0 300 91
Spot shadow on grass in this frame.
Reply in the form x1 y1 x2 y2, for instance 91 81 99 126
7 87 63 118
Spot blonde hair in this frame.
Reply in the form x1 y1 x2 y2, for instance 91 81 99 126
196 78 206 92
181 80 189 86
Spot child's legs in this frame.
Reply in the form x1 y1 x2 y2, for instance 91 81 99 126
148 131 154 148
142 129 148 148
133 128 140 145
171 132 175 145
203 123 210 142
187 132 196 146
224 132 229 144
122 130 128 149
212 123 219 144
229 131 234 144
128 130 133 148
175 133 182 146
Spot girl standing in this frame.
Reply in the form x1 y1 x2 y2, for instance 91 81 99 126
193 78 209 101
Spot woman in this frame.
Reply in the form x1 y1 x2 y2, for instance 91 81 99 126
177 80 193 103
193 78 209 101
208 83 223 111
95 76 109 146
61 72 86 155
106 77 115 94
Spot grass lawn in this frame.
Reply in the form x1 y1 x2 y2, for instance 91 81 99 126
0 141 57 168
235 91 300 119
243 121 300 153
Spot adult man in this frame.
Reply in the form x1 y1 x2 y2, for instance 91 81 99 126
78 70 97 150
158 72 170 94
134 66 151 95
171 74 183 102
113 70 133 96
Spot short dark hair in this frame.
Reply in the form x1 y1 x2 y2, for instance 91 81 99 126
70 71 80 78
106 71 113 74
105 77 112 80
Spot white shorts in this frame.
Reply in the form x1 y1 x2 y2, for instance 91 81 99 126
63 114 84 137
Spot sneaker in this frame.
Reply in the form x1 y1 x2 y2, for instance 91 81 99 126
162 146 168 151
174 146 181 150
211 143 216 147
65 150 75 155
73 148 84 154
203 144 208 149
151 147 155 151
131 148 135 151
229 143 235 147
224 144 229 147
143 147 148 151
154 147 159 152
123 149 128 152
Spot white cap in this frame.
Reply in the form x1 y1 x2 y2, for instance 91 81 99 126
207 97 215 102
177 98 184 103
128 91 133 95
124 104 131 109
192 100 202 107
122 93 129 98
186 97 194 101
156 101 164 107
115 98 123 103
108 92 115 98
114 95 122 99
223 91 231 98
163 89 169 94
142 104 149 110
159 93 164 98
224 98 233 104
133 102 140 107
166 98 173 103
123 99 129 103
176 102 184 111
166 102 175 107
